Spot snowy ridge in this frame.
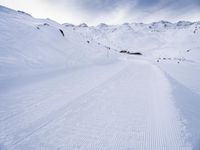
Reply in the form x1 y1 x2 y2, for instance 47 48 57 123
68 20 200 60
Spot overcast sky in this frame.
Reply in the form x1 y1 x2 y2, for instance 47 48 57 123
1 0 200 25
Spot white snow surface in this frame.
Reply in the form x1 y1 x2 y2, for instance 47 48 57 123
0 5 200 150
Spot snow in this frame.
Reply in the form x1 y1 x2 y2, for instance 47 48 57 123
0 5 200 150
0 5 117 82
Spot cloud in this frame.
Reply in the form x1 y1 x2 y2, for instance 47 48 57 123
48 0 200 12
47 0 133 13
1 0 200 25
137 0 160 7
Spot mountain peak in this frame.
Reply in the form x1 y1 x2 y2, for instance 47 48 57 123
78 23 88 27
97 23 108 28
176 21 194 26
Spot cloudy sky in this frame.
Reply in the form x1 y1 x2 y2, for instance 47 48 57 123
1 0 200 25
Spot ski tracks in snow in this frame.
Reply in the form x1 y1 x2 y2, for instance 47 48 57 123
0 60 191 150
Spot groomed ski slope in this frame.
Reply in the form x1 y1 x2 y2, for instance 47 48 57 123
1 5 200 150
0 59 191 150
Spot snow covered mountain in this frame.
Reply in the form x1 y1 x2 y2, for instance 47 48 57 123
69 20 200 61
1 5 200 80
0 5 116 82
0 5 200 150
